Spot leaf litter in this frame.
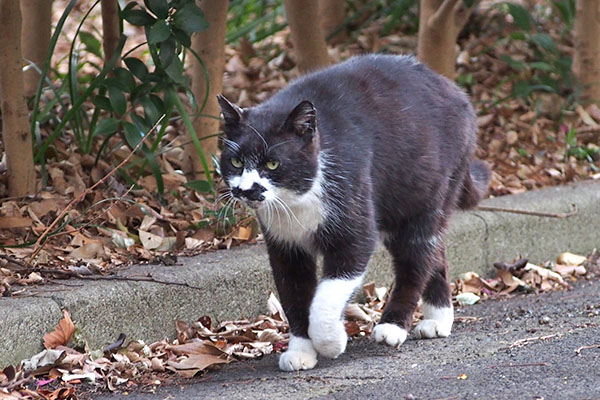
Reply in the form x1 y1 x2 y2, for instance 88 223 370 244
2 250 598 399
1 2 599 289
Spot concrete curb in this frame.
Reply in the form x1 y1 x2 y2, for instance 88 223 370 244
1 180 599 367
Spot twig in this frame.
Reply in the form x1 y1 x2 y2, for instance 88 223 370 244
476 203 577 218
2 376 33 391
575 344 600 355
488 362 547 368
28 115 165 265
33 268 205 291
0 254 28 268
509 333 562 348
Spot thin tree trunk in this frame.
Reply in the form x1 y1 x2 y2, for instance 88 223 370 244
101 0 121 67
417 0 475 79
184 0 229 178
573 0 600 103
319 0 346 45
284 0 330 74
0 0 35 197
20 0 52 98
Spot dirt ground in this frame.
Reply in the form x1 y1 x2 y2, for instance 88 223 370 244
88 278 600 400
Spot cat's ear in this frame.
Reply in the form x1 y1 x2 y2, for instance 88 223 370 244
285 100 316 137
217 94 243 126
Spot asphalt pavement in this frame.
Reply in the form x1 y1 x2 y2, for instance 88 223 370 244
93 277 600 400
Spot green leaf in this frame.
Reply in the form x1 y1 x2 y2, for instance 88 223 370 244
145 0 169 19
107 85 127 115
185 180 212 193
113 67 137 92
506 3 532 31
172 3 208 36
141 95 162 124
122 8 156 26
148 19 172 44
93 118 120 136
92 95 112 110
159 36 176 67
500 54 525 71
123 121 144 147
463 0 476 7
79 31 102 57
529 61 553 71
530 33 557 53
124 57 148 80
171 27 191 48
164 57 186 85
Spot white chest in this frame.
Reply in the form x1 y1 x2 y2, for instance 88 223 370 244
258 175 326 250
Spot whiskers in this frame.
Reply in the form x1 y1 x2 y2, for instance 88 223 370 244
259 193 307 232
215 190 240 231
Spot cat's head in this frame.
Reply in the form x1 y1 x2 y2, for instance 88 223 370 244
217 95 320 209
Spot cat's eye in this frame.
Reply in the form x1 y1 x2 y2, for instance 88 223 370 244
266 160 280 170
231 157 243 168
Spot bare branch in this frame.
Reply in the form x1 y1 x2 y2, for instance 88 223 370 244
430 0 462 26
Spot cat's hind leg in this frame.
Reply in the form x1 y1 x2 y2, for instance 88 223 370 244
414 246 454 339
374 212 445 347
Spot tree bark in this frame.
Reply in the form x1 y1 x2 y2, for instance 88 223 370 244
20 0 52 98
284 0 330 74
417 0 476 79
573 0 600 103
319 0 346 45
184 0 229 178
101 0 121 67
0 0 35 197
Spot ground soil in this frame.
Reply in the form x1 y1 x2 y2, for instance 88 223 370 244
89 278 600 400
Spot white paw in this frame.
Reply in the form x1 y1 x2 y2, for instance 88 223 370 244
372 323 408 347
413 319 452 339
279 336 318 371
308 319 347 359
414 303 453 339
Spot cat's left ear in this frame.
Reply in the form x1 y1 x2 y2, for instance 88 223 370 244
284 100 316 138
217 94 243 126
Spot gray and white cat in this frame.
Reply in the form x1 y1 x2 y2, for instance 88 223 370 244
218 54 490 371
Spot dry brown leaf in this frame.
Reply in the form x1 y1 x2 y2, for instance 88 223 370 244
167 353 229 378
0 216 33 229
232 226 252 241
43 310 75 350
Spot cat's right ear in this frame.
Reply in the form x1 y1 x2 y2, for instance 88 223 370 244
284 100 316 138
217 94 243 126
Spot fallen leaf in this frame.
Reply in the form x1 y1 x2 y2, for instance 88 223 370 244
557 252 587 266
43 310 75 350
0 216 33 229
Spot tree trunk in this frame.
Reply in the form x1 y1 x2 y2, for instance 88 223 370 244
319 0 346 45
573 0 600 103
0 0 35 197
417 0 475 79
184 0 229 178
101 0 121 67
20 0 52 98
284 0 330 74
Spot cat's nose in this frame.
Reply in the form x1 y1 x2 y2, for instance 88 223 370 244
240 183 266 201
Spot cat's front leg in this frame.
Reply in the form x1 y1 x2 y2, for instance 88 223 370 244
308 273 364 358
308 243 371 359
266 242 319 371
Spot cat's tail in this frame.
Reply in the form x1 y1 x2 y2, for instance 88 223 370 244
458 159 491 209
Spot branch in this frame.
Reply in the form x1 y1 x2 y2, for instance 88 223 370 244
28 115 165 265
430 0 462 27
475 204 577 219
454 0 478 31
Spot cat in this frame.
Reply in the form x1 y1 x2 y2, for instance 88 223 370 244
217 54 490 372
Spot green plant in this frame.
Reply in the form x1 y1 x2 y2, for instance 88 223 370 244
565 127 600 163
33 0 215 196
498 2 575 103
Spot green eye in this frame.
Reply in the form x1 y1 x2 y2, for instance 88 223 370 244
266 160 280 170
231 157 243 168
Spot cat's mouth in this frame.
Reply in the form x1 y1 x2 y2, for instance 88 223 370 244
243 199 263 209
